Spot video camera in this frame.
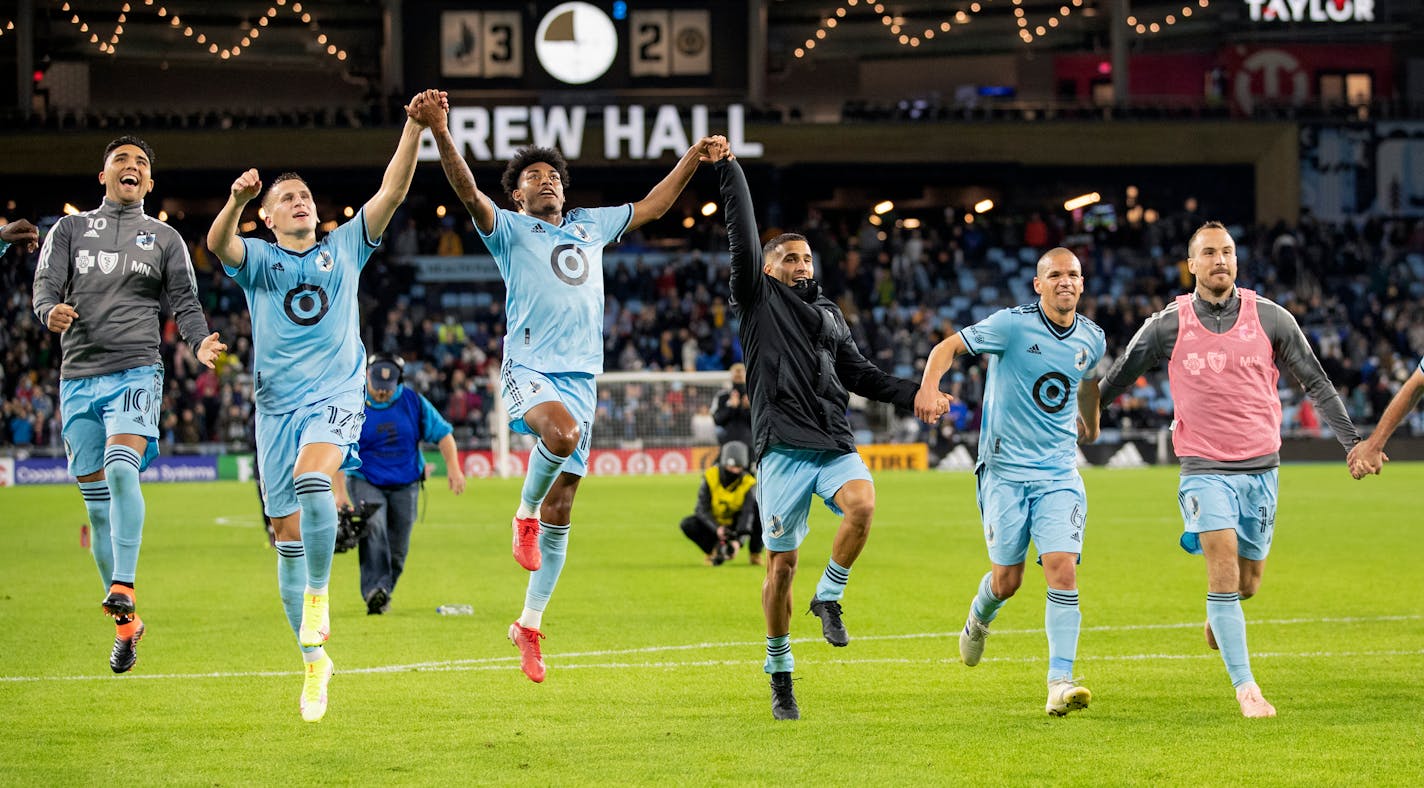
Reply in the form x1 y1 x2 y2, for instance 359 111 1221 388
335 501 383 553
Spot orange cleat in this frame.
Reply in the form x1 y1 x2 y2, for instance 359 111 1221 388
508 622 547 683
512 516 542 571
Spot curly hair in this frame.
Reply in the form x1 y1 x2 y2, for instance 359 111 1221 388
500 146 570 206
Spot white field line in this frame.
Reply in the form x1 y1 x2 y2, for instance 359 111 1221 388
2 614 1419 684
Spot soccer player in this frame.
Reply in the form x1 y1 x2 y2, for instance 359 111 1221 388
2 217 40 256
915 248 1106 716
712 144 944 720
413 97 717 684
1100 221 1362 718
1345 364 1420 477
206 90 433 722
31 136 225 673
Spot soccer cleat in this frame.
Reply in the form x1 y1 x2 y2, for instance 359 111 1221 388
509 622 547 683
365 588 389 616
300 654 335 723
1046 679 1091 716
1235 681 1277 718
960 613 991 667
769 671 800 720
1204 620 1219 650
299 592 330 647
511 516 542 571
109 617 145 674
101 584 135 618
808 598 849 647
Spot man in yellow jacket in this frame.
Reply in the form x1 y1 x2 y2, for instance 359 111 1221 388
679 441 762 566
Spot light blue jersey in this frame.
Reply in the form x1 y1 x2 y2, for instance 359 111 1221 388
962 304 1106 481
478 204 633 375
224 210 380 414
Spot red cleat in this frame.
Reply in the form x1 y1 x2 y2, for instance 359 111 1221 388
508 622 547 683
512 516 542 571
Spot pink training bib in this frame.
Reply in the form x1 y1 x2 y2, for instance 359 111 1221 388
1167 288 1282 461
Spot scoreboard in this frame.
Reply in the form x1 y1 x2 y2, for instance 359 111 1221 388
404 1 751 97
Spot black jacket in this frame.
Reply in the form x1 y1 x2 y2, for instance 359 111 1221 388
718 158 917 460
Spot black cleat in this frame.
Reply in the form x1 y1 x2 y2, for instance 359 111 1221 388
769 672 800 720
101 588 135 619
365 588 389 616
110 618 145 674
808 598 849 647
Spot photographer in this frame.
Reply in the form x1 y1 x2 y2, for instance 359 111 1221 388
335 354 466 614
712 363 752 447
679 441 762 566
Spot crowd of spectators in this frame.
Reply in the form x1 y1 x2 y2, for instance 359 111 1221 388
5 202 1424 459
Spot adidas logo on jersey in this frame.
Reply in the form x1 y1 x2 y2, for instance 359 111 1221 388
531 225 546 233
1027 344 1042 354
272 262 284 272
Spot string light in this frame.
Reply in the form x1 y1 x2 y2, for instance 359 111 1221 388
795 0 992 59
1131 0 1208 36
53 2 355 66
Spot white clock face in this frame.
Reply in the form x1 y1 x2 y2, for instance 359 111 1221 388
534 2 619 85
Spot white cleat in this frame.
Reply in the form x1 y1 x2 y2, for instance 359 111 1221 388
959 613 991 667
299 592 330 648
1046 679 1091 716
1235 681 1277 718
300 654 334 723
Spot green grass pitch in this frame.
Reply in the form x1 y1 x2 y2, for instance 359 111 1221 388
1 464 1421 785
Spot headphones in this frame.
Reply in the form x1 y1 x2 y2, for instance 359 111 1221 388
367 352 405 384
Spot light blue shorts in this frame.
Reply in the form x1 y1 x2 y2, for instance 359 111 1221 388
60 364 163 477
499 360 595 477
756 446 873 552
1177 470 1278 561
975 467 1087 566
255 388 365 518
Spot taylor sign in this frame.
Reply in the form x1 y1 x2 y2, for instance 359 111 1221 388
1244 0 1375 22
416 103 764 162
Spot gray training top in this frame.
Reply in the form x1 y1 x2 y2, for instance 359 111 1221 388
32 199 210 380
1099 288 1360 475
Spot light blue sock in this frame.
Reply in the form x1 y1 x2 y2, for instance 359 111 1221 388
104 444 145 584
764 634 794 674
971 571 1007 623
1045 587 1081 682
520 440 570 513
1207 592 1253 687
79 480 114 589
523 522 570 611
294 472 337 591
275 541 317 654
814 558 851 602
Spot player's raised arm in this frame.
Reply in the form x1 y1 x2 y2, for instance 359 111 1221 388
712 143 762 308
628 135 723 232
207 168 262 268
414 90 496 235
363 90 439 241
916 331 968 422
